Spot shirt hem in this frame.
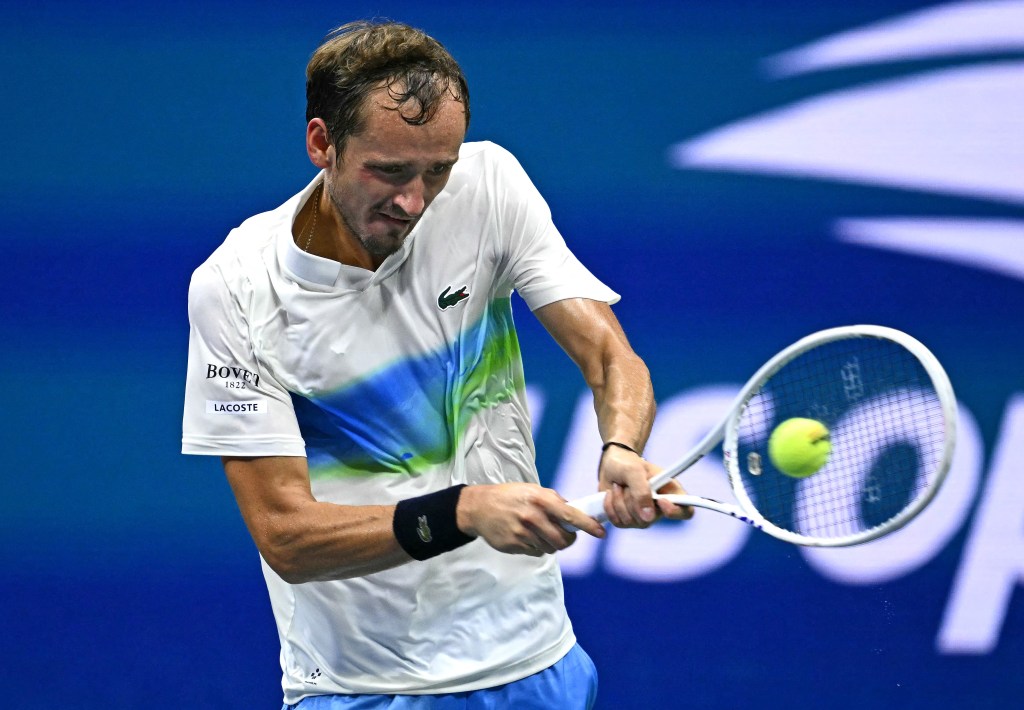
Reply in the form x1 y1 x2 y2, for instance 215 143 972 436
524 287 620 312
281 631 577 702
181 436 307 457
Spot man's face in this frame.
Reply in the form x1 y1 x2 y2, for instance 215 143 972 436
325 87 466 262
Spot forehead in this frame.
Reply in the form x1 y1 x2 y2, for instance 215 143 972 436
345 86 466 162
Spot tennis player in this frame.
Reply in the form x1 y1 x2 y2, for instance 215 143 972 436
182 20 689 709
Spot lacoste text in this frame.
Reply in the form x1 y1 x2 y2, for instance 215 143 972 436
206 400 266 415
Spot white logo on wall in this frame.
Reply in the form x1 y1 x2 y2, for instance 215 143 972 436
659 1 1024 657
669 0 1024 279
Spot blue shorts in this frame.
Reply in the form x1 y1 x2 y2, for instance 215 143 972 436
283 643 598 710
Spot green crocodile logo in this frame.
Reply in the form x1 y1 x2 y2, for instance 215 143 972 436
416 515 432 543
437 285 470 310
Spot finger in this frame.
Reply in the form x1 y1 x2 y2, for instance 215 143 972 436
528 532 569 553
601 483 619 525
533 494 605 546
614 484 649 529
607 483 636 527
557 507 606 539
529 536 558 555
522 519 564 555
623 481 656 526
653 478 694 520
655 478 685 496
656 496 695 520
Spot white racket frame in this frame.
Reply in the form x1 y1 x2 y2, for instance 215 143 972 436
569 325 958 547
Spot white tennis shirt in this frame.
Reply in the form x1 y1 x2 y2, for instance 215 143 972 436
182 141 618 702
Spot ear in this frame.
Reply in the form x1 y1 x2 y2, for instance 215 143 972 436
306 118 334 169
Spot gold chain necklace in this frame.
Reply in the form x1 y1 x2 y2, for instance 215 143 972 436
303 181 323 253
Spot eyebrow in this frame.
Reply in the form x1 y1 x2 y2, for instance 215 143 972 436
365 158 459 169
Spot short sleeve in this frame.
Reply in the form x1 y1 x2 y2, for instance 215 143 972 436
492 146 619 311
181 261 307 457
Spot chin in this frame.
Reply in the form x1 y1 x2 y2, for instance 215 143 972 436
360 232 407 259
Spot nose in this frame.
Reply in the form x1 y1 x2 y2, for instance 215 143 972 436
392 177 426 218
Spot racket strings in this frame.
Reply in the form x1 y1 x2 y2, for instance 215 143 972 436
734 337 947 541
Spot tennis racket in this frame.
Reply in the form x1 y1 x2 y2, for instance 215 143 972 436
568 325 957 547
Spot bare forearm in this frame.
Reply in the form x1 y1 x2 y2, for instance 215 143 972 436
276 484 606 579
223 456 410 583
258 500 409 583
592 351 656 452
533 299 656 451
224 456 607 583
531 298 670 526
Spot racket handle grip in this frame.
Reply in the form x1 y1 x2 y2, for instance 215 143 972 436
567 492 610 525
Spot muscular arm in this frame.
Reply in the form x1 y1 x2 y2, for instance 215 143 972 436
222 455 606 584
534 299 656 449
223 456 406 583
534 298 691 527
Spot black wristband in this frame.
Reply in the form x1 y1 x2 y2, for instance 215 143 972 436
393 484 476 561
601 440 640 456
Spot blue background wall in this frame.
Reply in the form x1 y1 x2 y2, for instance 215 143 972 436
3 1 1022 707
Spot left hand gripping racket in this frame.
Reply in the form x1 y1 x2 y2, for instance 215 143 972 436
568 325 957 547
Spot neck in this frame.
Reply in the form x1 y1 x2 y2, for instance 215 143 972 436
302 189 383 272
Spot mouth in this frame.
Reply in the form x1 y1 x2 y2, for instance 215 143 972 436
376 212 413 228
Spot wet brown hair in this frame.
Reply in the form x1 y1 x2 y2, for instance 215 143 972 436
306 20 470 152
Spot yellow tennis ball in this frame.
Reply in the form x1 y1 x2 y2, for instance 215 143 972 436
768 417 831 478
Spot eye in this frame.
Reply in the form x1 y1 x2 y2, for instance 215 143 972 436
429 163 453 176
